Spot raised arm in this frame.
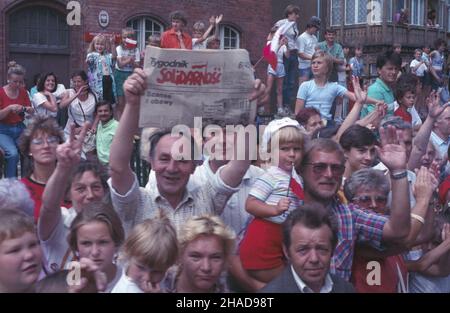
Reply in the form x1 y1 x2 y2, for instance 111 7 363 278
377 126 411 242
40 91 58 112
406 223 450 276
402 167 435 246
59 87 86 109
109 68 146 194
408 91 446 170
196 16 216 44
334 76 366 141
218 79 265 187
38 123 90 241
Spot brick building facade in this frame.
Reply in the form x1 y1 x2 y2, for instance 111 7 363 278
1 0 282 88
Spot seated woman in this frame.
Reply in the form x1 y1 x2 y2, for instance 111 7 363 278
0 61 33 177
31 72 66 118
162 215 235 293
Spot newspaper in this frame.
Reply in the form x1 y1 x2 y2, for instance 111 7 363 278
139 46 257 129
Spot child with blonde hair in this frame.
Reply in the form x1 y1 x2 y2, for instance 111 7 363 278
239 118 305 284
114 28 140 119
295 51 381 125
192 15 222 50
86 34 117 104
111 218 178 293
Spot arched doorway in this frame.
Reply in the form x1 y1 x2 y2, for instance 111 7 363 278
8 5 70 89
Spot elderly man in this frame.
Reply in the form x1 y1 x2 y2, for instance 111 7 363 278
109 68 263 235
430 106 450 161
298 127 411 281
260 204 355 293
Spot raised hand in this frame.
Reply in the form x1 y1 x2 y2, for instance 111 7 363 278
75 84 88 97
123 68 147 107
376 125 407 171
427 90 446 119
351 76 367 104
56 122 90 169
413 166 435 202
215 14 223 25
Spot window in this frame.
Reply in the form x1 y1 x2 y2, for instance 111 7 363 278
386 0 393 22
410 0 424 26
345 0 368 25
220 25 240 49
448 5 450 31
331 0 343 26
126 17 164 51
9 6 68 48
438 0 445 29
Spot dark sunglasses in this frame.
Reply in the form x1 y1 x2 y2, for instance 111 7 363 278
304 162 345 176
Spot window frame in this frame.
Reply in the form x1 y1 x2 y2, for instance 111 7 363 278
126 16 164 51
410 0 425 26
345 0 368 25
219 25 240 50
8 6 69 50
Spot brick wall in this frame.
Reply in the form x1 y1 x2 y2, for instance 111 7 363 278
1 0 274 92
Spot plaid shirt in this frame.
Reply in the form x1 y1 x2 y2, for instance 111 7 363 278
329 198 387 281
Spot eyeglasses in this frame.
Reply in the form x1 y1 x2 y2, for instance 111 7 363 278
304 162 345 176
31 136 60 146
353 195 388 206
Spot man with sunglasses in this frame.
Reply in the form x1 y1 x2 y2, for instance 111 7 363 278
299 125 411 281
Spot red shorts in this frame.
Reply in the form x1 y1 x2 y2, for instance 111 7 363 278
239 218 285 270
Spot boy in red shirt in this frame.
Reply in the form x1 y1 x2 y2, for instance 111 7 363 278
161 11 192 50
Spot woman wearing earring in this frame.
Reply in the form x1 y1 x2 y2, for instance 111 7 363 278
18 115 66 222
0 61 34 177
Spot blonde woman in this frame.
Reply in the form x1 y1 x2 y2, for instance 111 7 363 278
162 215 235 293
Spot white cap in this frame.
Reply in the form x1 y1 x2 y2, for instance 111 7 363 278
261 117 302 154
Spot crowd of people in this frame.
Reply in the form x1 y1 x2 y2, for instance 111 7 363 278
0 5 449 293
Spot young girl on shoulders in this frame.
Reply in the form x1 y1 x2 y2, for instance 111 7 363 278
239 117 305 284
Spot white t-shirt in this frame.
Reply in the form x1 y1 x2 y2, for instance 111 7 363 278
297 80 347 120
40 207 76 274
64 89 96 139
274 19 299 51
192 38 207 50
297 32 318 69
410 59 427 77
103 265 124 293
116 45 140 72
110 269 144 293
31 84 66 117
